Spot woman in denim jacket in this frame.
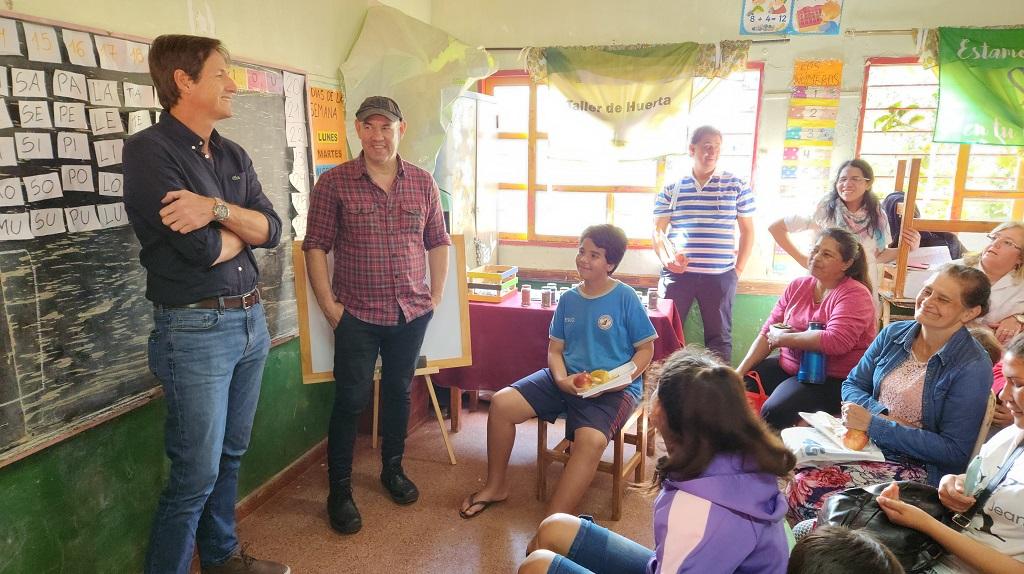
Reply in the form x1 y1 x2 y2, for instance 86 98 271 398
785 263 993 522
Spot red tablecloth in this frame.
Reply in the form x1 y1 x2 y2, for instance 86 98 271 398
432 295 685 392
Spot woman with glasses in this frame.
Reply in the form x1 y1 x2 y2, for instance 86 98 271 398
769 159 921 269
955 222 1024 344
785 263 994 522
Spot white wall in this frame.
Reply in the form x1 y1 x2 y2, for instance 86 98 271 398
430 0 1024 277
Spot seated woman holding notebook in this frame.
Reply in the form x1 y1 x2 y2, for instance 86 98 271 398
786 263 994 522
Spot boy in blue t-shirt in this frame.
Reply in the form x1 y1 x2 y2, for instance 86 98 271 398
459 224 657 519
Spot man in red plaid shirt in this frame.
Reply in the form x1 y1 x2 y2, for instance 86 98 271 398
302 96 451 535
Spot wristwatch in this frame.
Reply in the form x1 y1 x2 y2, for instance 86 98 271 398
212 197 230 222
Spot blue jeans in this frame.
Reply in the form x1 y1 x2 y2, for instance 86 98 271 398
327 309 432 483
144 303 270 574
662 268 737 362
548 516 653 574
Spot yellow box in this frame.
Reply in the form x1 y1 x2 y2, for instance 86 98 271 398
467 265 518 284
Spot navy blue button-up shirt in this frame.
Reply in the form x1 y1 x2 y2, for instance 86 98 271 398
123 112 282 306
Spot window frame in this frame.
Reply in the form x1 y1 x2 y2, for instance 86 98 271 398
480 62 765 248
855 56 1024 222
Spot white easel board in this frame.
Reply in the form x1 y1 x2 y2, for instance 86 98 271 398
292 236 472 384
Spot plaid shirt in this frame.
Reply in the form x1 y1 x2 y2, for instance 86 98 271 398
303 154 451 326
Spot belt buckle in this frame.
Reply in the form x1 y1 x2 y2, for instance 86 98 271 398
242 289 258 309
951 513 972 529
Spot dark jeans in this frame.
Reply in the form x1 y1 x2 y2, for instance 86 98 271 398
746 356 844 430
662 268 737 362
327 309 432 484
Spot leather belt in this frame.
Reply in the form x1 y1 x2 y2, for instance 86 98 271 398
163 289 261 310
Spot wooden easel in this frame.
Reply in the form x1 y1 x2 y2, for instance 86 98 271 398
880 152 1004 324
371 366 457 465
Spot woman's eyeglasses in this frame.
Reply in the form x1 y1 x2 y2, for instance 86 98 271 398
837 176 869 184
986 233 1023 252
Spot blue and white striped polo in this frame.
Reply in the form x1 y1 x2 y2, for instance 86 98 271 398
652 170 755 274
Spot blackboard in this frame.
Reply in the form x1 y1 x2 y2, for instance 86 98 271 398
0 13 306 465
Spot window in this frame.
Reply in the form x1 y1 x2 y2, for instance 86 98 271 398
482 64 764 245
857 57 1023 222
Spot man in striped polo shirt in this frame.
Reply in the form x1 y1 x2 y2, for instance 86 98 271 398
652 125 755 363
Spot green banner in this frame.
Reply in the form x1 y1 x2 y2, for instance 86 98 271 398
935 27 1024 146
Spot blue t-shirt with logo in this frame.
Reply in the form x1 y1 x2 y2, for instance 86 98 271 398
549 280 658 397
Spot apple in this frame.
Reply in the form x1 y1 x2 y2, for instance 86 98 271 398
674 252 688 265
572 372 592 390
843 429 869 451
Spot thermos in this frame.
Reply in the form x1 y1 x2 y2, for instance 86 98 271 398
797 321 826 384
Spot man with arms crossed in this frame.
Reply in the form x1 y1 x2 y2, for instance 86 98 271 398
653 125 755 363
303 96 450 534
124 35 287 574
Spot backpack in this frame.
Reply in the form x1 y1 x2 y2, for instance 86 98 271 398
881 192 965 259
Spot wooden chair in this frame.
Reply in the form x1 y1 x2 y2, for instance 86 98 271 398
879 157 1000 326
536 394 656 521
370 366 457 465
971 391 998 459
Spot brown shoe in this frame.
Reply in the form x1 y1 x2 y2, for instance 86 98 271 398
202 550 291 574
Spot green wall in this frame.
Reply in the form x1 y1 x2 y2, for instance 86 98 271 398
680 293 779 366
0 339 334 574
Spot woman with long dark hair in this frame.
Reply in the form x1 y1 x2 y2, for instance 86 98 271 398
518 348 794 574
769 159 920 268
737 227 878 429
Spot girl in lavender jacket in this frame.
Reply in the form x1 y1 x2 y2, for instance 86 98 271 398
518 348 796 574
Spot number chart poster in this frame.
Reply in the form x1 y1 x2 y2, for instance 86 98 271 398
741 0 843 36
774 59 843 273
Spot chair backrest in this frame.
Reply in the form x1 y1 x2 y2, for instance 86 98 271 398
971 392 997 459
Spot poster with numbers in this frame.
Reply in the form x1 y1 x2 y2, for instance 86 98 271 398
774 59 843 274
741 0 843 35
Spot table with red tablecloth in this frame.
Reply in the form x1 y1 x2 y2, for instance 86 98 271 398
434 295 685 430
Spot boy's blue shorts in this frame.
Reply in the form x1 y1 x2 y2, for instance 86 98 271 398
512 368 639 441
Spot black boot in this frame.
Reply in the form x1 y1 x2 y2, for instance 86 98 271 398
327 478 361 534
380 457 419 505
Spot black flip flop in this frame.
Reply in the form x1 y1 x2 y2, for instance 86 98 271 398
459 492 506 519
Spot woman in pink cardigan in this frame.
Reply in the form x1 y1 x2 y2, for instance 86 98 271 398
737 227 877 429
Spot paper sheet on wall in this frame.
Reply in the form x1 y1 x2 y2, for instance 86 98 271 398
61 165 94 192
56 132 91 160
54 102 89 130
23 24 62 63
30 208 66 236
19 100 52 129
341 5 496 173
53 69 88 101
65 206 102 232
88 79 121 107
0 66 8 96
0 19 22 56
0 137 16 166
98 172 123 197
94 36 127 71
0 99 12 129
12 68 47 98
0 212 33 240
0 177 22 207
15 132 53 160
62 29 97 67
98 202 129 227
23 172 62 202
